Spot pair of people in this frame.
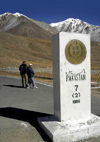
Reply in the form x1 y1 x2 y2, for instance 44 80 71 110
19 61 38 89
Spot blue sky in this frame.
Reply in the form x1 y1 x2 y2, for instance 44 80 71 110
0 0 100 26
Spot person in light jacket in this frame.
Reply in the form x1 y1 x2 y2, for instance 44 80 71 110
27 64 38 89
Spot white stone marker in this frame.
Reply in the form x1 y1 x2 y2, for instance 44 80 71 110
38 32 100 142
53 32 91 122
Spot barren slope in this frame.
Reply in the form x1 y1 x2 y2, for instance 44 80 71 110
0 31 100 70
0 32 52 68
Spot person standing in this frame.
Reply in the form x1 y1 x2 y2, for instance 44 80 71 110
19 61 28 88
27 64 38 89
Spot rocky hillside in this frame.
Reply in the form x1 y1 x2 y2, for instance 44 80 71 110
6 18 52 39
0 12 57 39
30 19 58 35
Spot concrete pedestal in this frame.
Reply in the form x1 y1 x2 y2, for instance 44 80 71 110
38 114 100 142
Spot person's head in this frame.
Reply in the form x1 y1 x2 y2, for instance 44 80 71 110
29 64 32 68
23 61 26 64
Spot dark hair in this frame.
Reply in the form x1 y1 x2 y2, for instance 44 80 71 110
23 61 26 64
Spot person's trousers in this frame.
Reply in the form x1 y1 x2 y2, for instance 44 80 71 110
28 77 36 88
21 74 28 87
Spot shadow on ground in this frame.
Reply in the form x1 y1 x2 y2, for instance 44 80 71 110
3 85 22 88
0 107 52 142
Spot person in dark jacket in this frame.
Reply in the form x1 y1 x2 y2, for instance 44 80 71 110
27 64 38 89
19 61 28 88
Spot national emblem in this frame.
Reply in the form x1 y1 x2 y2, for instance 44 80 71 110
65 40 87 64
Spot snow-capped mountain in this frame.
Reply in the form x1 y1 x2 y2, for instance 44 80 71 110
0 12 58 36
50 18 100 42
1 12 100 41
0 12 27 31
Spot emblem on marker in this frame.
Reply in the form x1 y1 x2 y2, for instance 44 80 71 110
65 40 87 64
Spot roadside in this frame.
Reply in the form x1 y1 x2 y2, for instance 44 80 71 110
0 68 53 85
1 68 100 87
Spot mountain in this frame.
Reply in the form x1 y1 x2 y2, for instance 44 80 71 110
6 18 52 39
50 18 100 41
30 19 58 35
0 12 100 41
0 12 57 39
